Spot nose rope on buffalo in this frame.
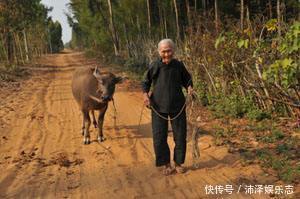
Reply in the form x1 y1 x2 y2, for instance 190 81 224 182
137 88 201 168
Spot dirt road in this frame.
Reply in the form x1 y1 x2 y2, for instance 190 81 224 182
0 51 278 198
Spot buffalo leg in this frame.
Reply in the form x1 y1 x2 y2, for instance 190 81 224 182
97 105 108 142
82 110 91 145
91 110 97 128
81 118 85 136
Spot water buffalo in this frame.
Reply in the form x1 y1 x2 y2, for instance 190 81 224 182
71 66 124 144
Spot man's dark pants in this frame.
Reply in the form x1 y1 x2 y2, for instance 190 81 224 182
151 109 187 167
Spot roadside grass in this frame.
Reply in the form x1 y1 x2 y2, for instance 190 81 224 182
0 64 29 82
212 122 300 183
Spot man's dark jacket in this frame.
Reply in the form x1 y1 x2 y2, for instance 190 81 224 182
142 58 193 113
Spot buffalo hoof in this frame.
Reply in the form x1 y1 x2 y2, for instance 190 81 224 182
83 137 90 145
98 136 106 143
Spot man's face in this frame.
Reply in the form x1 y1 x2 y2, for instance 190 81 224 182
158 43 174 64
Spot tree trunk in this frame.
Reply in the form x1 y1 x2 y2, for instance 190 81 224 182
214 0 219 32
282 1 286 25
202 57 217 93
163 7 168 38
158 0 164 38
14 32 24 64
255 60 272 109
96 1 120 55
202 0 206 16
173 0 180 41
240 0 244 31
39 43 43 56
6 31 14 63
277 0 281 37
23 29 29 61
136 15 141 34
231 62 245 97
268 0 273 19
146 0 151 35
34 47 37 57
107 0 119 56
123 24 132 58
48 28 53 54
186 0 191 26
13 34 17 63
0 35 9 62
246 3 250 29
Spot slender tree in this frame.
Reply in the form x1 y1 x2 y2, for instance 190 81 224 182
214 0 219 32
277 0 281 36
186 0 191 26
107 0 119 56
147 0 151 35
268 0 273 18
202 0 206 15
240 0 244 31
173 0 180 41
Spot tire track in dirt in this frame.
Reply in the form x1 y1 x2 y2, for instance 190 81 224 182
0 51 277 199
0 66 56 197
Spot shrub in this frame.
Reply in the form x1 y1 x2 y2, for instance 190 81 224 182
246 108 271 121
209 93 258 118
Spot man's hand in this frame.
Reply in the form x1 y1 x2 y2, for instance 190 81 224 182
143 93 150 107
187 86 194 96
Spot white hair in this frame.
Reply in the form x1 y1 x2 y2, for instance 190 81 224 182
157 39 175 51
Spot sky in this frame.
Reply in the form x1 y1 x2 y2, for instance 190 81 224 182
42 0 72 44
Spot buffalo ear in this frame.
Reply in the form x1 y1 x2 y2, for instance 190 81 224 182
114 76 127 84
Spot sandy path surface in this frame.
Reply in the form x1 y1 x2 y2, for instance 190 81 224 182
0 51 277 199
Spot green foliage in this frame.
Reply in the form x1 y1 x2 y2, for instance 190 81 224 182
209 93 259 119
277 138 300 157
280 165 300 183
213 128 225 146
48 21 64 53
263 21 300 89
256 148 299 183
279 22 300 55
256 148 271 160
263 57 297 88
265 19 278 32
246 107 271 121
276 143 291 154
237 39 249 49
211 125 237 146
192 73 209 106
272 128 285 139
247 122 272 132
259 128 285 143
214 34 225 49
0 0 63 64
197 20 299 118
124 57 148 69
0 0 49 31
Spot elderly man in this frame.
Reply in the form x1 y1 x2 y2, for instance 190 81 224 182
142 39 193 175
